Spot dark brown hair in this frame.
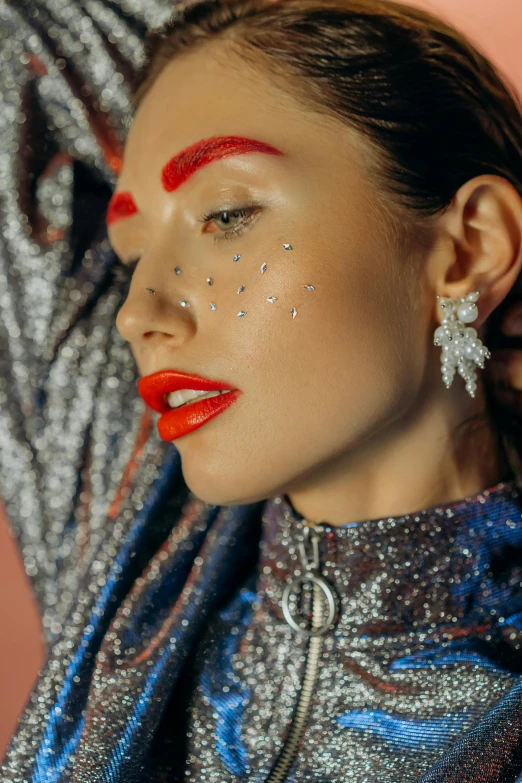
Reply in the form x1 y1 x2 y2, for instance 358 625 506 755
131 0 522 476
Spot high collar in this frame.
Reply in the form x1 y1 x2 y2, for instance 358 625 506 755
257 480 522 641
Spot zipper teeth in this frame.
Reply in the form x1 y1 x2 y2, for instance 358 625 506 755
263 583 325 783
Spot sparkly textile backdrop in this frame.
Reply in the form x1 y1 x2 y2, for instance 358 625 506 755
0 0 263 779
3 2 522 783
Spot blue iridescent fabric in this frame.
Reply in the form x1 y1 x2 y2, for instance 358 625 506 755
175 485 522 783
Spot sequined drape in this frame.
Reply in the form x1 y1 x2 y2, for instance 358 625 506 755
0 1 263 780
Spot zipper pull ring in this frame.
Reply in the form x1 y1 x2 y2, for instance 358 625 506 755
281 524 338 637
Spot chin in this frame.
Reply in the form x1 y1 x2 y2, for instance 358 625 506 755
179 459 272 508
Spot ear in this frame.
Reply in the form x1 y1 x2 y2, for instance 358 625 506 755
431 174 522 328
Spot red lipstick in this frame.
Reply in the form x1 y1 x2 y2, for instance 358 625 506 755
138 369 241 441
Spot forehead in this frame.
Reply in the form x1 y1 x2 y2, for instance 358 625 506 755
113 41 373 230
120 43 333 189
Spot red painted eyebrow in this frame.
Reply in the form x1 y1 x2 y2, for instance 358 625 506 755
161 135 285 192
106 135 284 228
106 191 138 228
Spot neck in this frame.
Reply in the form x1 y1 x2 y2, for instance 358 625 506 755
284 382 511 528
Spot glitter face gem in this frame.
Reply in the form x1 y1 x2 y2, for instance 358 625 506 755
167 242 308 319
145 288 155 294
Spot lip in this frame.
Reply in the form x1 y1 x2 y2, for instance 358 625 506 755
138 369 241 441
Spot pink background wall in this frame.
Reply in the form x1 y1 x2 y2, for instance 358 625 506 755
408 0 522 91
1 0 522 760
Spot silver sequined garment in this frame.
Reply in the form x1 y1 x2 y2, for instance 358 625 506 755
182 485 522 782
3 1 522 782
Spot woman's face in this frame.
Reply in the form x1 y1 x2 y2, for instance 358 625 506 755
111 41 434 508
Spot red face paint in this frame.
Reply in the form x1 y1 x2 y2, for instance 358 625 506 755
161 135 285 192
106 191 138 227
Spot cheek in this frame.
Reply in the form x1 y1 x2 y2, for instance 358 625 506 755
267 247 421 434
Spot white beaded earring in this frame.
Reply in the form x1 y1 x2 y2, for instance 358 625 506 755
433 291 491 398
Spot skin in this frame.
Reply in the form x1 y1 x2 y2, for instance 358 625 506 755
110 40 522 527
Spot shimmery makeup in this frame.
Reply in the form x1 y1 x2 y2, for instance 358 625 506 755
161 136 285 193
143 242 309 317
106 191 138 227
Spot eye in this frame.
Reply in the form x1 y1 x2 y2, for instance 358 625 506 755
197 203 261 242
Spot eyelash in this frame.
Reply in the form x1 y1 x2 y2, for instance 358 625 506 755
197 203 261 242
111 203 261 277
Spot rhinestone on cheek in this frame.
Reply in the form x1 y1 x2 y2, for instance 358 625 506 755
174 267 181 275
210 303 217 310
238 286 245 294
237 310 246 317
260 264 267 274
179 300 190 307
233 254 241 262
267 296 277 303
207 278 213 286
290 307 297 317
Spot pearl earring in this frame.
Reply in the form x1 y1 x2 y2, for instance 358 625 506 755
433 291 491 398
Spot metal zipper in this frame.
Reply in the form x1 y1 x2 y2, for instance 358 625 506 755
263 523 338 783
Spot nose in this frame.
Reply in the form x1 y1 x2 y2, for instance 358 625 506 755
115 274 196 348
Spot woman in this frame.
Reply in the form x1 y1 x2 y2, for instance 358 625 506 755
3 0 522 781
